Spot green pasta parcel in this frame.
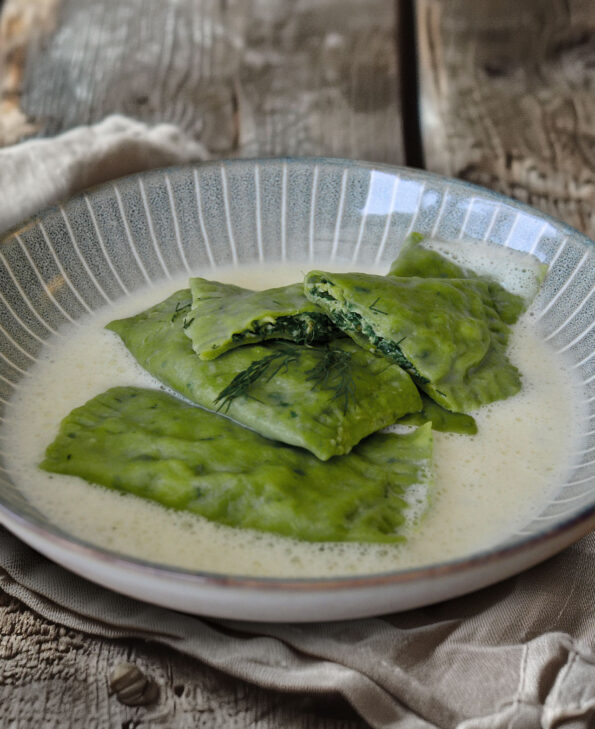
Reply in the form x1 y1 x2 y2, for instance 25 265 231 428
106 289 423 461
304 270 523 413
40 387 434 544
397 393 477 435
388 232 545 325
183 278 340 359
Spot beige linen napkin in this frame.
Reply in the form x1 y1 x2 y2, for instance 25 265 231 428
0 117 594 729
0 115 208 235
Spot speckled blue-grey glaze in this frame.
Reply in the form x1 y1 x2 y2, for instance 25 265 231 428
0 158 593 556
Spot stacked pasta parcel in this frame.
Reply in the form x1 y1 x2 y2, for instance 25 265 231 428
41 235 545 544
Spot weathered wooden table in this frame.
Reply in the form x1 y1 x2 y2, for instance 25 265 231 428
0 0 593 726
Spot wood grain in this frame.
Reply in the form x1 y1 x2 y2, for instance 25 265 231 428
0 0 58 145
0 591 367 729
236 0 402 162
416 0 595 238
3 0 403 163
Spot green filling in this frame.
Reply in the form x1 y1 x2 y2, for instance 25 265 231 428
184 279 339 359
310 286 427 381
41 386 433 544
231 311 338 346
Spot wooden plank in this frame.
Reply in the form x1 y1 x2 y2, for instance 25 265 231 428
0 590 367 728
416 0 595 237
9 0 244 151
237 0 403 163
1 0 404 163
0 0 58 145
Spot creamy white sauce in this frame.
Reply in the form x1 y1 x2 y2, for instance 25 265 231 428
2 248 583 577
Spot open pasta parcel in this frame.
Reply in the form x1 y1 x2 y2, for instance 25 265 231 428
304 238 540 413
182 278 340 359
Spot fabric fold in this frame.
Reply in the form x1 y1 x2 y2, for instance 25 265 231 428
1 526 593 729
0 115 208 236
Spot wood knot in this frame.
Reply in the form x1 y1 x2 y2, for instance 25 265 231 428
108 662 159 706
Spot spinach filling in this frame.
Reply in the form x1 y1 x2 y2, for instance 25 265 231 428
231 312 337 346
310 285 428 382
183 279 341 360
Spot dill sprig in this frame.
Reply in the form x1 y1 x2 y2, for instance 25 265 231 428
214 343 300 413
214 343 357 415
305 348 355 414
171 301 191 322
369 297 388 315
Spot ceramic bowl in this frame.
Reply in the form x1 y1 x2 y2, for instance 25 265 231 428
0 158 593 621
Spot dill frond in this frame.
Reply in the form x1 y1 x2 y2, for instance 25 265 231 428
171 301 191 322
214 343 357 415
369 297 388 315
213 343 300 413
305 348 355 414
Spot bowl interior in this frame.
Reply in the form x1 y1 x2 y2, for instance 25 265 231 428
0 158 593 573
